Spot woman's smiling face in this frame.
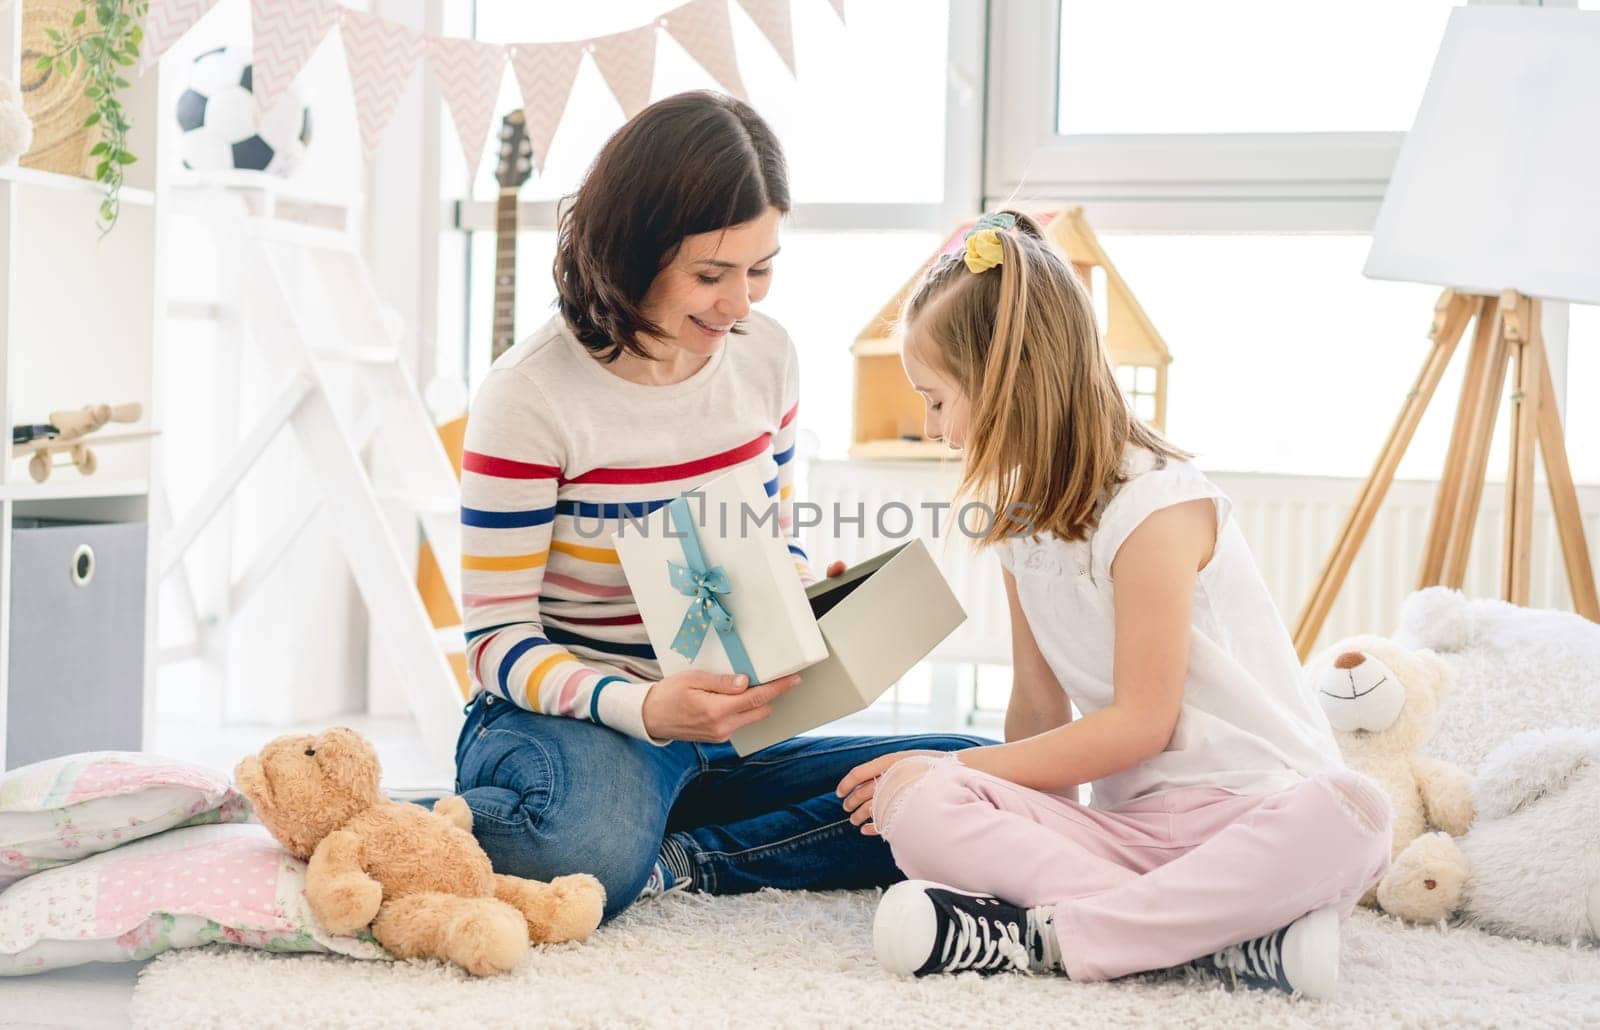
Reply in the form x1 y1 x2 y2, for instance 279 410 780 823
639 206 782 358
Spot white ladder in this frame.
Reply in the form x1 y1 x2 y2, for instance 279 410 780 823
161 195 465 763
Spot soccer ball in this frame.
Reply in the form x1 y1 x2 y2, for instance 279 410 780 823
174 45 312 176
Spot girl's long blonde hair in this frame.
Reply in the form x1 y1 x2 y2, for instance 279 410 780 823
902 211 1187 547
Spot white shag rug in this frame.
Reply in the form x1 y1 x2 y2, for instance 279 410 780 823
129 889 1600 1029
130 592 1600 1029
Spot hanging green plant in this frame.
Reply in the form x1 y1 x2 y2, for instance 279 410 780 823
36 0 149 234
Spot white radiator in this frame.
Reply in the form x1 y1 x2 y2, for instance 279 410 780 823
801 459 1600 727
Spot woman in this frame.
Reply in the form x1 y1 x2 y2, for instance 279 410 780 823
455 91 985 921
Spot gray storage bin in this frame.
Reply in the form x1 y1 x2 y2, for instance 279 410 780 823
6 519 148 770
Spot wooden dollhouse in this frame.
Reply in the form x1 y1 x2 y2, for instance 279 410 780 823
850 207 1173 459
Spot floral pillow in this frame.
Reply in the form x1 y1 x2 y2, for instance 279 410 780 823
1 752 249 887
0 823 388 975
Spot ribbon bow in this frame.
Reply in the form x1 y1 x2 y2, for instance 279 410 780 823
662 497 759 682
668 562 735 659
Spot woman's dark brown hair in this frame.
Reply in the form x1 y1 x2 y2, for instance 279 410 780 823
554 91 790 363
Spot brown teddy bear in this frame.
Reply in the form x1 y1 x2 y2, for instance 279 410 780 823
234 727 604 975
1310 636 1474 923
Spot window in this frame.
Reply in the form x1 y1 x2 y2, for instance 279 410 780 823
1102 231 1600 484
452 0 968 461
986 1 1467 228
469 1 949 205
982 0 1586 483
1096 233 1445 478
1115 364 1159 425
1057 1 1455 135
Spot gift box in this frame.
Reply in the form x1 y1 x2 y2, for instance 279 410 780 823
613 464 828 687
614 466 968 755
729 539 966 755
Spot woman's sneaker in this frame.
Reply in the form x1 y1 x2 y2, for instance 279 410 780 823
634 835 697 905
633 861 689 903
874 880 1062 977
1194 907 1341 1000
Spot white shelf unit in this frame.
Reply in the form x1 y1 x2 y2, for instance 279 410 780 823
0 4 167 770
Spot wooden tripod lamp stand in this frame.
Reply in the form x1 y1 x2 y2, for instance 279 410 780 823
1293 6 1600 658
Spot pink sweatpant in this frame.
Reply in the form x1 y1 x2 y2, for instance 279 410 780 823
876 756 1393 982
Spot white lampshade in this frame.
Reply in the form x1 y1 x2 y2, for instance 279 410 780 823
1364 6 1600 306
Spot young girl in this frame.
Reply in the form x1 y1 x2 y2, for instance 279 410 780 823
835 212 1392 1000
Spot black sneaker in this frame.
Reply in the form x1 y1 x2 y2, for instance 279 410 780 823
1194 907 1340 1000
874 880 1061 977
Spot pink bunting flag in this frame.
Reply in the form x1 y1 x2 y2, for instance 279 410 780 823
509 43 585 174
139 0 219 72
590 24 658 119
339 10 426 157
735 0 796 76
829 0 846 24
251 0 339 115
663 0 746 100
428 36 508 181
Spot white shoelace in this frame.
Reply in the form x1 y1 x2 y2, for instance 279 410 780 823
938 909 1033 973
635 865 689 903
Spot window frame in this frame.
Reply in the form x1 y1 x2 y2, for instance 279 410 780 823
983 0 1572 393
984 0 1415 233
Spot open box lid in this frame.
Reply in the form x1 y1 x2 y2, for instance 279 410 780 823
732 539 966 755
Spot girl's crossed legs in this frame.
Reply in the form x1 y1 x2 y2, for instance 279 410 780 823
873 754 1391 985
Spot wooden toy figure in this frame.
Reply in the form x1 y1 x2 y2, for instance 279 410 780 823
11 402 150 483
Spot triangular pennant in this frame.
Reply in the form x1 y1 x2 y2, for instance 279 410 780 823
828 0 846 24
251 0 339 115
338 11 426 157
663 0 746 100
509 42 584 174
428 36 508 181
734 0 796 76
590 24 658 119
139 0 219 72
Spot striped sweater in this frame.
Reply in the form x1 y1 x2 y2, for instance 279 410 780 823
460 311 811 742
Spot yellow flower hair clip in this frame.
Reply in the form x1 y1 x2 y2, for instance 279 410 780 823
961 212 1017 274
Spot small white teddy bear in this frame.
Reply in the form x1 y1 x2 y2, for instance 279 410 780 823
1311 637 1475 923
1 76 34 166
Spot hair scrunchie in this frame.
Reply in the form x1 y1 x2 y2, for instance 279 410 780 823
962 212 1017 273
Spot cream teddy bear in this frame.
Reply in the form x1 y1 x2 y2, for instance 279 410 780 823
235 727 605 975
1311 636 1474 922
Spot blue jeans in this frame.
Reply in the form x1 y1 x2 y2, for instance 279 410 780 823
453 693 990 921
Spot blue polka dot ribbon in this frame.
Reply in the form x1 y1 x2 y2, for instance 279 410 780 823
665 497 758 682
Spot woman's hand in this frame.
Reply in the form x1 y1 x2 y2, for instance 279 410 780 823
836 749 950 835
641 670 801 743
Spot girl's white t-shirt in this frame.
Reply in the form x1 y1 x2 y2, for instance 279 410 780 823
998 449 1343 810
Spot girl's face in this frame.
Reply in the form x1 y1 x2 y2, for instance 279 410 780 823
901 332 970 450
639 206 782 359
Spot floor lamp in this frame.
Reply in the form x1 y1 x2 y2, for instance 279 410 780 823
1293 5 1600 658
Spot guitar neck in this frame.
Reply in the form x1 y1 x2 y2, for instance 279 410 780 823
491 188 518 361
